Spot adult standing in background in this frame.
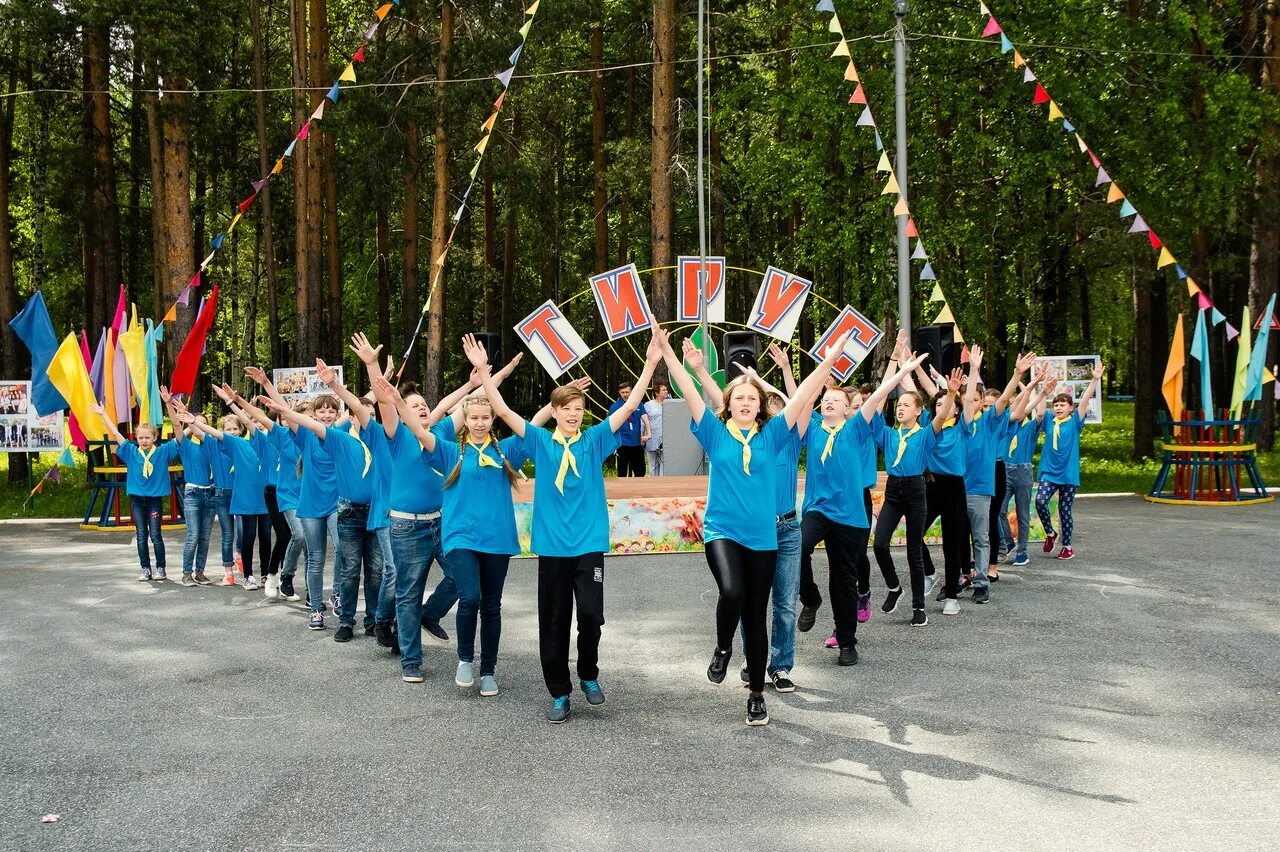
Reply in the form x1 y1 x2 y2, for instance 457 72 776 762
643 382 669 476
609 380 650 476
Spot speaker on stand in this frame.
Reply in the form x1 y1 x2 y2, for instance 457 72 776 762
723 331 758 379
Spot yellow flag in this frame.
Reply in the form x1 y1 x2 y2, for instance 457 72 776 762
470 160 481 179
525 0 540 14
1048 101 1064 121
1187 278 1201 296
929 283 945 302
228 212 243 232
1230 307 1252 418
475 134 491 155
118 315 150 423
844 61 858 82
376 4 393 21
1106 183 1124 203
1264 367 1276 384
47 333 105 442
339 63 356 83
1013 50 1025 68
935 304 956 325
828 14 843 35
1157 247 1176 269
876 151 892 172
519 19 533 39
1161 314 1185 423
881 173 901 196
831 39 850 58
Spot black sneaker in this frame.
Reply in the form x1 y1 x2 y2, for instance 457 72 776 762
746 695 769 726
797 602 820 632
770 670 796 693
279 576 297 600
375 622 399 650
935 582 948 602
973 586 990 604
707 648 732 684
910 609 928 627
363 624 375 636
882 587 903 614
334 625 354 643
838 646 859 666
739 663 749 684
421 618 450 642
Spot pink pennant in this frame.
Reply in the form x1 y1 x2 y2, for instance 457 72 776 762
1148 231 1163 250
1226 323 1239 341
1032 83 1050 105
982 16 1002 37
905 218 918 238
297 121 312 141
848 84 867 105
1088 149 1101 168
494 91 506 111
1196 292 1212 311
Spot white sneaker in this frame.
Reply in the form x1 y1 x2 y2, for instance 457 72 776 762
942 598 960 616
243 576 260 591
263 575 279 599
922 575 936 596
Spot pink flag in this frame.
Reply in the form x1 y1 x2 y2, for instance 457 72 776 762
982 16 1002 37
1226 323 1240 341
110 284 128 335
1196 292 1212 311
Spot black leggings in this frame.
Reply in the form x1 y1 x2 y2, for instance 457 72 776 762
988 461 1006 565
800 488 879 605
237 513 271 579
800 511 867 649
264 486 291 576
706 539 776 693
872 475 928 611
921 473 970 599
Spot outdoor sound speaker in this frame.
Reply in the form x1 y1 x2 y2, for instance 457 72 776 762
912 323 958 375
473 332 502 369
723 331 758 378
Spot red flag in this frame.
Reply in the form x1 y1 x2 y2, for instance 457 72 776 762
1032 83 1050 105
848 84 867 105
1148 231 1163 250
238 194 257 213
110 284 128 335
170 284 219 396
353 44 366 62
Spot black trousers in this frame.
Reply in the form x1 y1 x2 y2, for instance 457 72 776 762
921 473 970 599
800 511 867 649
264 486 291 576
988 460 1006 565
706 539 776 692
872 475 928 611
238 513 271 579
800 488 880 604
537 553 605 699
615 445 646 476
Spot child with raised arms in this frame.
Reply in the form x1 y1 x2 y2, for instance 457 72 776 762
161 387 214 586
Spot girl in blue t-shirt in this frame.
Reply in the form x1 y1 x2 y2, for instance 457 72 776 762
660 330 852 728
162 388 215 586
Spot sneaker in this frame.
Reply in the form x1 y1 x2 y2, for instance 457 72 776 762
797 602 819 632
837 646 858 666
1012 553 1030 567
739 663 749 684
263 575 279 599
707 648 732 684
910 609 928 627
330 593 341 615
234 554 244 575
856 593 872 624
279 576 300 601
421 618 450 643
958 575 972 593
942 598 960 616
770 670 796 692
824 631 838 649
935 582 948 602
882 586 903 614
308 612 325 631
1002 545 1017 563
193 572 213 585
456 661 474 688
137 570 152 582
547 696 570 724
581 679 605 706
479 675 499 697
973 587 990 604
153 570 168 581
363 624 376 637
402 665 424 684
243 576 260 591
374 622 399 651
334 625 354 643
922 574 936 596
746 695 769 726
220 573 237 587
181 574 197 587
1056 546 1075 561
1042 532 1058 554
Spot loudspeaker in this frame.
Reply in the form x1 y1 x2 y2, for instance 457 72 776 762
723 331 758 378
473 332 502 368
912 323 958 376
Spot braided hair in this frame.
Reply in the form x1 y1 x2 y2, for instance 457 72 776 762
442 395 521 489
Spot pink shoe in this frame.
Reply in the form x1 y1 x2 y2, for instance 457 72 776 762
1042 532 1057 554
824 631 838 649
856 592 872 624
1056 546 1075 561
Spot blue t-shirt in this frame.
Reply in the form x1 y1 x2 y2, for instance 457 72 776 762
293 428 338 519
175 436 211 487
205 437 234 489
385 422 448 514
1004 413 1041 465
323 425 374 506
927 417 967 478
856 420 879 490
426 434 528 555
694 414 792 551
524 420 621 557
117 440 179 498
220 433 268 515
1037 411 1084 487
962 411 1006 497
774 425 802 516
802 414 871 528
608 399 645 447
859 415 937 478
361 423 392 531
270 427 301 512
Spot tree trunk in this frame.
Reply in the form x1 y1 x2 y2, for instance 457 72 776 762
290 0 312 364
145 51 166 313
127 46 144 309
650 0 677 321
318 0 341 364
590 19 608 275
483 164 497 331
0 38 27 484
1250 0 1280 449
300 0 326 364
251 0 280 368
376 205 392 352
160 77 195 374
402 119 421 382
618 42 634 267
425 0 454 402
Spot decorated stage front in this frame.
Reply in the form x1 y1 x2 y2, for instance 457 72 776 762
511 475 1053 557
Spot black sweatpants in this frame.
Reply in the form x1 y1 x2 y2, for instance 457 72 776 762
988 460 1006 566
538 553 605 699
706 538 776 693
872 475 928 611
800 511 868 649
920 473 969 599
238 512 271 579
264 486 291 576
615 445 646 477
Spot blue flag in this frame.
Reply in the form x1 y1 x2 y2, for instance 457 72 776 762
1190 308 1212 417
1246 293 1275 402
8 290 68 414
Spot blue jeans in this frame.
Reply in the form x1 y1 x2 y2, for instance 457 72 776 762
281 508 305 577
1000 463 1033 556
446 549 511 675
390 516 454 669
212 487 234 568
299 514 331 614
131 495 165 571
770 516 801 675
336 499 384 630
181 486 214 574
374 526 396 624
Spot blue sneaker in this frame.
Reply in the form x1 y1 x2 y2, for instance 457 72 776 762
547 696 570 724
581 679 605 706
1012 553 1030 567
479 675 498 697
402 665 424 684
456 661 474 688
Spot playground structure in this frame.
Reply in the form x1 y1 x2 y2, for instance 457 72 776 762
1146 414 1272 506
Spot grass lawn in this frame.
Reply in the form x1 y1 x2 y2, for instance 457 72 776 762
1 401 1276 518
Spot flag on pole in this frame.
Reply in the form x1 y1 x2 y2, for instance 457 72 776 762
1190 308 1213 417
46 333 105 442
1161 315 1185 423
8 290 68 414
1245 293 1275 401
1230 307 1252 418
170 285 220 396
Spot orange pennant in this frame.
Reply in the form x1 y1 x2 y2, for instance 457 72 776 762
1106 183 1124 203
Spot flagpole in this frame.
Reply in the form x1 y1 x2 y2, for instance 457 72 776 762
893 0 912 343
696 0 710 385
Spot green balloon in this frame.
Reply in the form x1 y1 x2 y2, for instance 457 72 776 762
670 327 725 399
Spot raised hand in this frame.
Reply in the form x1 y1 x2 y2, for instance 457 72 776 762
90 402 105 416
383 356 395 380
257 395 283 412
1016 351 1038 373
349 332 382 366
372 375 403 405
767 342 789 369
493 352 523 381
682 337 704 371
904 352 928 371
1045 377 1060 394
647 328 668 364
947 368 965 394
211 383 232 403
461 333 490 368
568 376 593 392
1092 360 1106 380
244 366 269 386
969 345 984 371
315 358 337 386
158 385 172 404
174 410 195 426
821 332 852 362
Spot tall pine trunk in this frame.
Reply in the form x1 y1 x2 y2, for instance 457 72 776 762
1249 1 1280 449
290 0 312 364
650 0 676 321
0 36 27 484
426 0 454 401
251 0 280 368
159 77 194 374
402 120 421 382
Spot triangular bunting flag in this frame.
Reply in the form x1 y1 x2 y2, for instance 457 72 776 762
876 151 892 172
979 2 990 14
874 130 884 151
211 233 226 250
470 160 481 179
57 447 74 466
1000 34 1014 54
298 121 312 140
982 16 1002 37
519 19 533 40
163 303 177 323
271 158 284 175
1088 149 1101 168
494 91 507 111
905 218 918 238
1157 247 1176 269
929 282 945 302
1129 215 1149 234
496 67 515 88
1095 166 1110 186
815 0 835 12
353 45 366 63
311 100 326 121
1076 133 1089 153
831 39 850 58
1033 83 1050 105
251 179 266 193
881 173 900 196
935 303 955 324
325 82 340 103
284 139 297 157
1195 292 1212 311
1119 199 1137 218
1175 264 1188 280
177 285 192 307
844 61 858 82
339 63 356 83
228 212 243 232
1210 307 1226 326
376 3 393 21
849 84 867 105
1023 67 1036 83
526 0 540 13
199 251 215 269
1047 101 1064 121
912 241 927 260
1013 50 1025 68
1063 118 1075 132
1148 231 1163 250
364 23 378 39
828 13 843 35
856 106 875 127
920 263 937 281
1106 183 1124 203
475 134 491 155
1187 278 1201 296
510 44 524 65
1226 323 1239 341
482 112 498 132
893 197 909 216
238 194 256 213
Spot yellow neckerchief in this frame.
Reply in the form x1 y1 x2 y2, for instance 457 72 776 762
893 423 922 468
552 428 581 493
819 418 845 464
970 409 983 436
467 436 502 468
1052 415 1072 451
139 445 157 478
725 421 759 475
1009 415 1032 456
940 416 958 430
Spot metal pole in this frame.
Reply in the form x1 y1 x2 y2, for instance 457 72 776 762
696 0 710 381
894 1 912 344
